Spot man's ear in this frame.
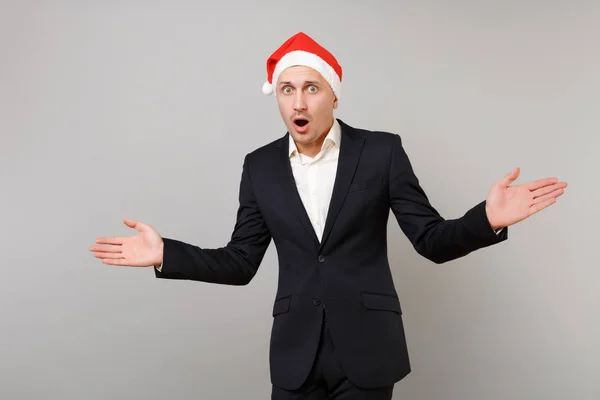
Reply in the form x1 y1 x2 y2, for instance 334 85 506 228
333 95 339 109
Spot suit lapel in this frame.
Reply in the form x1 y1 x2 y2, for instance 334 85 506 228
276 134 320 245
320 119 364 249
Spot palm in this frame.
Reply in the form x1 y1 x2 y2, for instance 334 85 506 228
90 219 163 267
485 168 567 229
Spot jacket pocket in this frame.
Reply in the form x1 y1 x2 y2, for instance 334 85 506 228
361 292 402 315
272 295 291 317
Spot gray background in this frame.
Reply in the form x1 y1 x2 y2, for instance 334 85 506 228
1 1 598 399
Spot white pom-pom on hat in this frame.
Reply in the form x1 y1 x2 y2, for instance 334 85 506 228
262 81 273 95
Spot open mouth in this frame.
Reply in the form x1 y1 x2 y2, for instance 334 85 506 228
293 117 308 126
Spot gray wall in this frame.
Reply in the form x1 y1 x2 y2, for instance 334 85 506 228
1 1 598 399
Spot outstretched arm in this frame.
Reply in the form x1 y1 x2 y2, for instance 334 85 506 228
388 134 566 264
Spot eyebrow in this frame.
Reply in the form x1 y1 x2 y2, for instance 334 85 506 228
278 80 321 86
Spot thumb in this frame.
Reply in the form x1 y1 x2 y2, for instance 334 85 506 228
123 218 150 232
499 167 520 187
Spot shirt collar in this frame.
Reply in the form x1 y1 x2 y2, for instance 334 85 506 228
288 118 341 159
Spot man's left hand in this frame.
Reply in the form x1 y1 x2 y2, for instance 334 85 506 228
485 167 567 230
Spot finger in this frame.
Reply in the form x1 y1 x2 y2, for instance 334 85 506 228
532 182 567 199
89 244 121 253
96 237 125 245
499 167 520 187
123 218 139 229
526 177 558 191
124 218 151 233
529 197 557 216
94 252 125 260
532 188 565 205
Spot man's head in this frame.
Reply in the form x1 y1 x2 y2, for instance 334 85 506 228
275 65 338 151
261 32 342 155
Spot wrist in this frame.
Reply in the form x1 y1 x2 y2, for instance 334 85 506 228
154 239 164 267
485 203 501 231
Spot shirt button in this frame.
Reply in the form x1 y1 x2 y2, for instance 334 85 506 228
312 298 321 306
318 255 326 263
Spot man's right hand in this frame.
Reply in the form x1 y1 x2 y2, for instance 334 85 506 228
89 218 164 267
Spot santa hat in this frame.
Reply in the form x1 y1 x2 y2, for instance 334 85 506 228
262 32 343 99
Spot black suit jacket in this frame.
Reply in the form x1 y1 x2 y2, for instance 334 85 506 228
155 118 508 390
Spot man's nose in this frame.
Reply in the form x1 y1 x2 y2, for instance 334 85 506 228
293 93 307 111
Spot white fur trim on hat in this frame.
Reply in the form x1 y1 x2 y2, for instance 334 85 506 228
264 50 341 99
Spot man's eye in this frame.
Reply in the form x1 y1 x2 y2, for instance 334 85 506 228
283 87 292 94
307 85 317 93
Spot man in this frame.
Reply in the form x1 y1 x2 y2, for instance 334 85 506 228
90 32 567 399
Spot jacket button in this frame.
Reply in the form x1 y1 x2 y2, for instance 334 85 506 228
317 255 326 263
312 298 321 306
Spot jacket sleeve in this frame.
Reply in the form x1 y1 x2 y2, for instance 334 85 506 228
388 134 507 264
155 154 272 285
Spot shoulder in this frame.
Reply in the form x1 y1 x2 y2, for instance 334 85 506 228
251 134 284 155
338 119 402 143
337 119 404 156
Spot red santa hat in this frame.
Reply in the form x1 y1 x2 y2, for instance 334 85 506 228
262 32 343 99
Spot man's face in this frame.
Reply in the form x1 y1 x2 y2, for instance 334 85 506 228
275 66 338 154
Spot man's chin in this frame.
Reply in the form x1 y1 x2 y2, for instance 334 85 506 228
291 132 315 144
290 128 307 138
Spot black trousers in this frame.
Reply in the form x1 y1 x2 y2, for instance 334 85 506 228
271 311 394 400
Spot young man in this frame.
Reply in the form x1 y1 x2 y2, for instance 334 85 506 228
90 32 567 399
